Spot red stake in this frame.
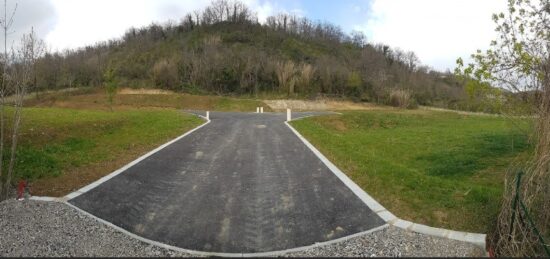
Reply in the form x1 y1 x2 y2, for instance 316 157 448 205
17 180 26 200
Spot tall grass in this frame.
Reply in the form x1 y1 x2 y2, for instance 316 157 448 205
491 90 550 256
388 89 416 109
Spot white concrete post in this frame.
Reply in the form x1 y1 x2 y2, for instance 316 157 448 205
206 111 210 120
260 107 264 113
286 108 291 121
256 107 259 113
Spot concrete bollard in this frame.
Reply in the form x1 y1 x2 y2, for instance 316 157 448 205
286 108 291 121
256 107 259 113
206 111 210 120
260 107 264 113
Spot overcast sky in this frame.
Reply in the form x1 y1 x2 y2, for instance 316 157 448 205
5 0 507 72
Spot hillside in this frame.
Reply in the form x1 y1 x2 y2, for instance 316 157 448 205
33 0 467 109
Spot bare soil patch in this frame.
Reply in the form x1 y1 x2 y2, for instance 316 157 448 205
264 99 380 111
118 88 175 95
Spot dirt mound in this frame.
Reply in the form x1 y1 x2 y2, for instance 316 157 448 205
263 99 378 111
118 88 175 95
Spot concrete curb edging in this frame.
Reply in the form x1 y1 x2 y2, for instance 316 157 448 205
28 197 391 257
284 121 487 249
26 111 391 257
27 110 483 256
63 115 211 200
65 200 391 257
29 196 63 202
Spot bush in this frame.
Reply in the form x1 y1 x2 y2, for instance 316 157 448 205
151 59 179 90
388 89 417 109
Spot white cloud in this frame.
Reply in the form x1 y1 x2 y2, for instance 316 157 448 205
245 0 304 21
44 0 286 52
242 0 274 23
45 0 214 52
0 0 57 51
356 0 507 71
42 0 507 72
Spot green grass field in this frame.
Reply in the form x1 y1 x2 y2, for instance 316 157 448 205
6 107 203 196
13 88 269 196
25 88 270 112
291 109 532 233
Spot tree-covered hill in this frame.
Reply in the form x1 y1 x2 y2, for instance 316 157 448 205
34 0 470 108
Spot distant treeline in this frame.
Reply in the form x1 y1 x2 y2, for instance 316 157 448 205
33 0 475 109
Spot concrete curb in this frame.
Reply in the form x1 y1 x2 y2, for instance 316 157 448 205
66 200 391 257
27 197 391 258
284 120 487 249
26 111 394 257
29 110 484 256
29 196 63 202
63 115 211 200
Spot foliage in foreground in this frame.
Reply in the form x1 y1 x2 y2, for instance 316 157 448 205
456 0 549 255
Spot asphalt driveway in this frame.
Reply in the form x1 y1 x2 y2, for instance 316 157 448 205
69 111 384 253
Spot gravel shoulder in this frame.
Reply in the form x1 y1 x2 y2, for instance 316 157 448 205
0 199 486 257
0 199 191 257
285 226 487 257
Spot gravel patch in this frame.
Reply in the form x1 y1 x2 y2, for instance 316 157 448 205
0 199 487 257
284 226 487 257
0 199 192 257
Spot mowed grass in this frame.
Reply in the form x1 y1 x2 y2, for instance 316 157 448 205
7 107 203 196
25 88 270 112
12 88 269 196
291 110 532 232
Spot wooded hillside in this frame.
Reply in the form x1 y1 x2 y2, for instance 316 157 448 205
33 0 471 109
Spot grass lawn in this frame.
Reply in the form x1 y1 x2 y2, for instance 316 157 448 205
291 109 532 233
25 88 270 112
9 88 269 197
7 107 203 197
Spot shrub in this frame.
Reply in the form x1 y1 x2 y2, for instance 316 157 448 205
151 59 179 90
388 89 416 109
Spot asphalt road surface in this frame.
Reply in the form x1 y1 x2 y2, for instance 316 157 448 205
69 111 385 253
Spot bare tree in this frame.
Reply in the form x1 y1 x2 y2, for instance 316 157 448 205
275 60 296 95
0 28 44 200
0 0 44 200
405 51 419 72
296 63 314 93
350 30 366 48
0 0 15 200
151 59 178 90
240 55 261 96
